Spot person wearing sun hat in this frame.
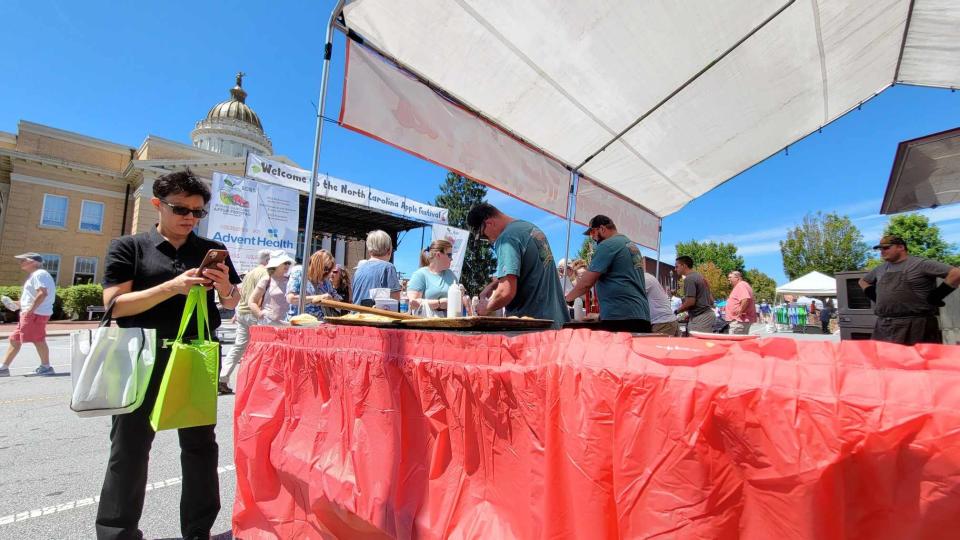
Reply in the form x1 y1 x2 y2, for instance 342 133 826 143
859 234 960 345
249 250 294 325
0 252 57 377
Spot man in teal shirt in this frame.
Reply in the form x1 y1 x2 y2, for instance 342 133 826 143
565 215 651 333
467 202 570 329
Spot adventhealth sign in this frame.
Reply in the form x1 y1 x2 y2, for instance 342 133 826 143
210 232 295 250
207 172 301 273
245 154 448 224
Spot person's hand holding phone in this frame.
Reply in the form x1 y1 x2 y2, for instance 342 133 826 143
202 262 233 295
167 269 210 295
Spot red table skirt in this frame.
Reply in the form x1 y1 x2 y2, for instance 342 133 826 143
233 325 960 539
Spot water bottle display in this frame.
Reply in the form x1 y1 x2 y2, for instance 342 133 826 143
446 282 462 319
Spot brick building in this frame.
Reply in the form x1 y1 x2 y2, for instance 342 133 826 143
0 75 391 287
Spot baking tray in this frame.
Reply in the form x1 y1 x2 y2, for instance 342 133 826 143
399 316 554 330
322 316 404 328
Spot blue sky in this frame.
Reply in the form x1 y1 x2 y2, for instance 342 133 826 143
3 1 958 285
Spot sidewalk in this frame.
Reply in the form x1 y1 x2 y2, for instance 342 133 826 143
0 320 239 340
0 320 99 339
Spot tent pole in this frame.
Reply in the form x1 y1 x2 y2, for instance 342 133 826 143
299 0 344 314
563 170 578 273
655 222 662 280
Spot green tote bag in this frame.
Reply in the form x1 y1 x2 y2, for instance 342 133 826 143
149 285 220 431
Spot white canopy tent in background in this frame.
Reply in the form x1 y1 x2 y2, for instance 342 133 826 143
296 0 959 301
776 271 838 297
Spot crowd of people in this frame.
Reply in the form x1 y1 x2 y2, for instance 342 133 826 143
16 167 951 539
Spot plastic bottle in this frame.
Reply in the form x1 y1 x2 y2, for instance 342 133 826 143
573 297 585 321
446 282 462 319
399 291 409 314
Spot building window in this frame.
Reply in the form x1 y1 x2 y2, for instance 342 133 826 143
74 256 98 285
38 253 60 282
79 200 105 232
41 194 68 228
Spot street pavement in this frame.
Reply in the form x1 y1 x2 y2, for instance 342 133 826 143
0 322 835 539
0 335 238 540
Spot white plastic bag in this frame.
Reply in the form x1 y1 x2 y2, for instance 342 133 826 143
70 307 156 418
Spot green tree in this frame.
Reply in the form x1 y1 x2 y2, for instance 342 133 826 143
694 261 730 298
576 237 594 265
780 212 868 280
881 213 960 265
743 268 776 303
434 172 497 295
675 240 745 275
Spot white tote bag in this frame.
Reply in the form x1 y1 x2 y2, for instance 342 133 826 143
70 303 156 418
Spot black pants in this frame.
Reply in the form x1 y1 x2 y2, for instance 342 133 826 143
595 319 652 334
95 345 220 540
821 319 830 334
873 315 942 346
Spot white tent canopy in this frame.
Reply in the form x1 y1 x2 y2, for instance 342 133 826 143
337 0 959 249
776 271 837 296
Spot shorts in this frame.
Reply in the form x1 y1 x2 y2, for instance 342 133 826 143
728 321 752 335
651 320 680 337
10 313 50 343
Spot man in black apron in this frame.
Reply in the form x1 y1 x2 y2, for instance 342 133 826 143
859 235 960 345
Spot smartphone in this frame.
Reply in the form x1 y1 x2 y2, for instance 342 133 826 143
197 249 229 275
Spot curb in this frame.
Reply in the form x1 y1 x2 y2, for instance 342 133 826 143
0 330 81 340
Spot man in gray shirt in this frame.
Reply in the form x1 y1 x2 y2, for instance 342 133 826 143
674 256 716 333
859 235 959 345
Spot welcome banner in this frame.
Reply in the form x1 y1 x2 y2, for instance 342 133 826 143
245 154 448 224
208 172 300 273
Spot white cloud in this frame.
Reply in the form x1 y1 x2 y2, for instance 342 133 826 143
923 205 960 223
705 226 791 245
833 198 883 218
738 242 783 256
854 204 960 239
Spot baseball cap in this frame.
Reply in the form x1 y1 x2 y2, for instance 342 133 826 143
14 252 43 263
582 215 615 234
872 235 906 250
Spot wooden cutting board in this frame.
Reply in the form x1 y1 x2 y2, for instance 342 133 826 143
323 316 403 328
318 298 421 320
399 316 554 330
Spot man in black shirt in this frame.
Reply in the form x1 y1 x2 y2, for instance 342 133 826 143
95 169 240 540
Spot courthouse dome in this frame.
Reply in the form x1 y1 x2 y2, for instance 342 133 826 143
192 72 273 157
206 80 263 130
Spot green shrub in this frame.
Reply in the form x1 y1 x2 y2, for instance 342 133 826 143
0 285 21 302
60 284 104 320
0 284 92 321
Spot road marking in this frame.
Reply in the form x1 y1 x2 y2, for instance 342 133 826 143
0 395 62 405
0 464 236 526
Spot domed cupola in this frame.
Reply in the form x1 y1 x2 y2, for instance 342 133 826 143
192 72 273 157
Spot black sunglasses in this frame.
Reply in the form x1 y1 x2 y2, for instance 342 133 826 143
160 199 208 219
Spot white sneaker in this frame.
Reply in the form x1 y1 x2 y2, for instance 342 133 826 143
0 366 9 377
